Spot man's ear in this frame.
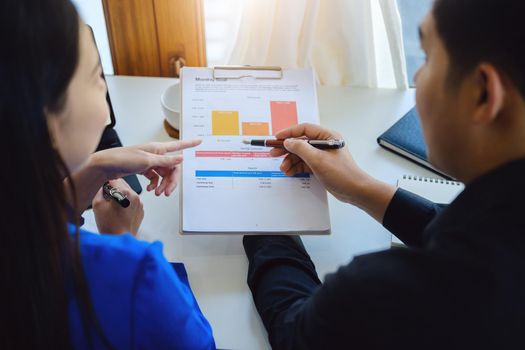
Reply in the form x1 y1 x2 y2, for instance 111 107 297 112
472 63 505 124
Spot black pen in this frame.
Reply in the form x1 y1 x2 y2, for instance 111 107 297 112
242 139 345 150
103 182 130 208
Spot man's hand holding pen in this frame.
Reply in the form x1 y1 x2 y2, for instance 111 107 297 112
265 123 378 205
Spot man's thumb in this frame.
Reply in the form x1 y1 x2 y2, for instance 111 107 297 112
284 139 319 163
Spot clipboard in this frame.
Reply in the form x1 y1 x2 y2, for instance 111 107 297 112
179 66 330 235
212 65 283 80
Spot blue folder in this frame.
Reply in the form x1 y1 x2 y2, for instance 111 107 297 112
377 107 452 179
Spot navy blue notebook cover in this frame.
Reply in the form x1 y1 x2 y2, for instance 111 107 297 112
377 107 452 179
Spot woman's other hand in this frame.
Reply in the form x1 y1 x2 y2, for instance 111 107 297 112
91 139 201 196
92 178 144 236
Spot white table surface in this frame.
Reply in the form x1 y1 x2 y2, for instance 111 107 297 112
82 75 437 350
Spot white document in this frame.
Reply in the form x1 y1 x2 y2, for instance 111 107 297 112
180 67 331 234
392 175 465 246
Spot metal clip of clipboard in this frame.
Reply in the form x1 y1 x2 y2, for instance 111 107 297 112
212 65 283 80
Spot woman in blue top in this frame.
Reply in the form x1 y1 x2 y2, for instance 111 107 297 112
0 0 214 349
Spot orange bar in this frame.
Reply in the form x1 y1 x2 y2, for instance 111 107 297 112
212 111 240 136
242 122 270 136
270 101 298 135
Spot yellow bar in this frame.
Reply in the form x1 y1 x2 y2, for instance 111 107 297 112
212 111 240 136
242 122 270 136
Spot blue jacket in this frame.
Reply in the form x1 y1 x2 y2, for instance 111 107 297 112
67 226 215 349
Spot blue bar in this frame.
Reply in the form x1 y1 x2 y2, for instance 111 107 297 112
195 170 309 178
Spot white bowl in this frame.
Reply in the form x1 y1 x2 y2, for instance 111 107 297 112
161 83 181 130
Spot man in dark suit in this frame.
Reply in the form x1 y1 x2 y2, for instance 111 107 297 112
243 0 525 348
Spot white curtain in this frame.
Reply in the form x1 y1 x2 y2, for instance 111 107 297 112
227 0 408 89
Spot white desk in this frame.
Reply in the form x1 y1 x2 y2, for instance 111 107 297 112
82 76 437 350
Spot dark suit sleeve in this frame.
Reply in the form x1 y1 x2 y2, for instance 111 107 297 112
383 188 447 247
244 235 454 350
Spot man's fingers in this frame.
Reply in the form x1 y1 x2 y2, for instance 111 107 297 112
284 162 302 177
284 162 300 176
281 158 291 173
280 154 302 173
285 161 313 177
270 148 287 157
275 123 337 141
283 138 321 167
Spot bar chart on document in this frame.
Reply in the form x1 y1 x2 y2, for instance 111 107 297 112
180 67 331 234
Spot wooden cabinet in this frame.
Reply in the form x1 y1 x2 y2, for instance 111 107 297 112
103 0 206 77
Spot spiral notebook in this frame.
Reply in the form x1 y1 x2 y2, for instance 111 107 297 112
392 175 465 247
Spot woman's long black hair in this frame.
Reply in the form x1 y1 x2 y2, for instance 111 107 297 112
1 0 109 348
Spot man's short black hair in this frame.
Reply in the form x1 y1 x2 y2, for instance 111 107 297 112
433 0 525 98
